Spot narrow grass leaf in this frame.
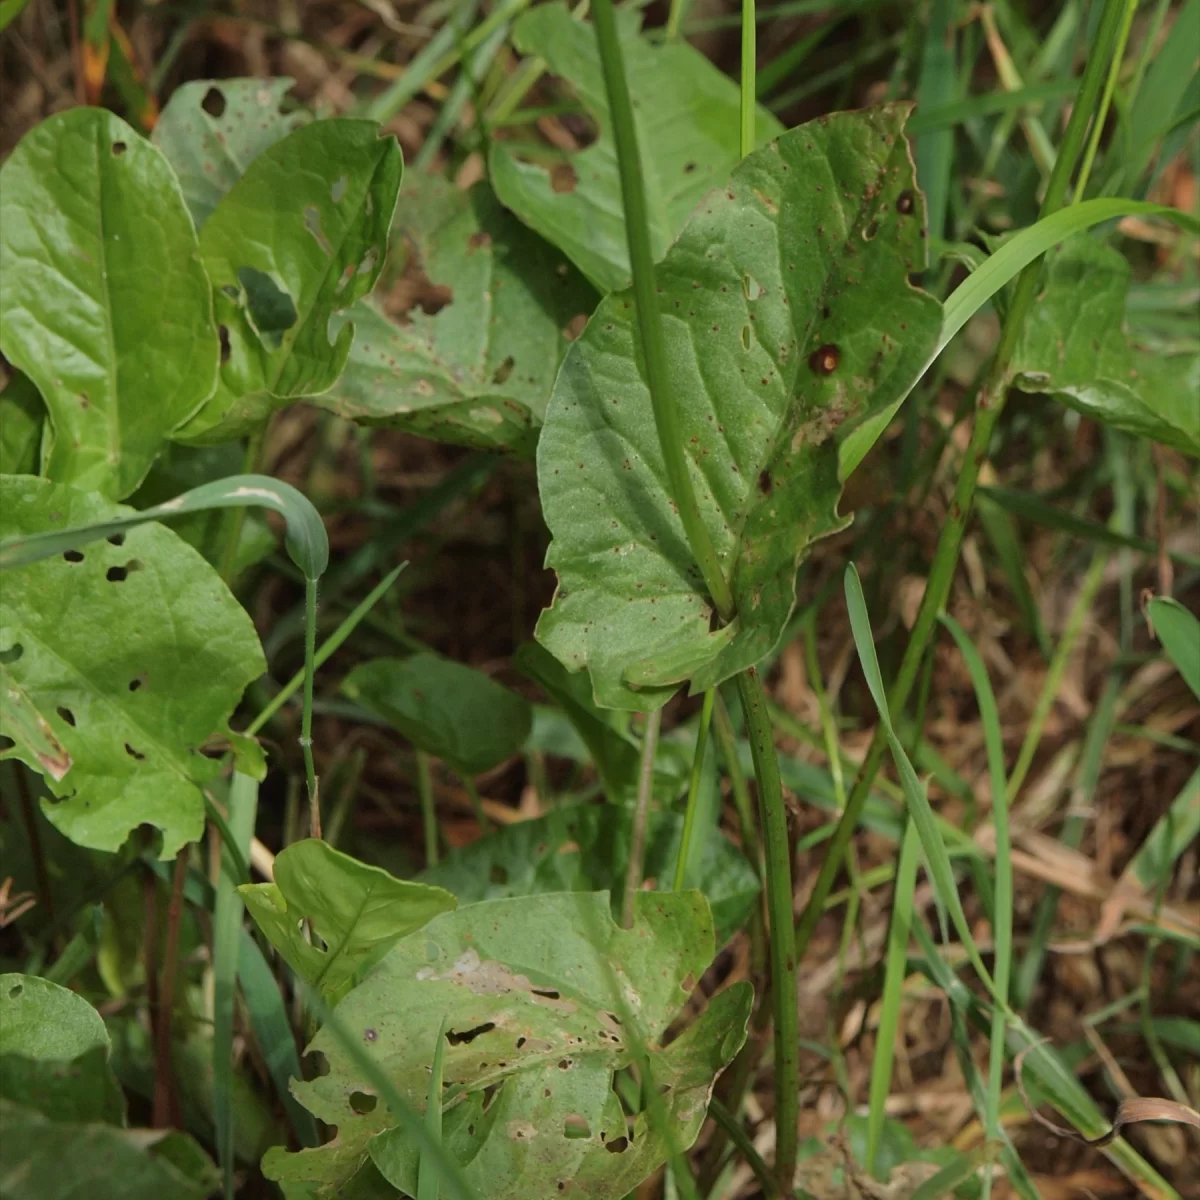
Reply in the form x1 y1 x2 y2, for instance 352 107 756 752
417 1018 449 1200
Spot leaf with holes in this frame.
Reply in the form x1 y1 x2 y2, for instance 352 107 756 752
490 4 782 294
239 839 456 1007
262 891 751 1200
0 108 220 500
153 77 310 229
1009 238 1200 456
174 119 402 443
0 371 42 476
419 804 759 947
318 172 598 455
0 476 266 857
536 107 943 710
0 974 124 1125
0 1101 219 1200
342 654 532 776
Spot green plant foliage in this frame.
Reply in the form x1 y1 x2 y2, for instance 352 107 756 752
489 2 783 293
419 804 759 946
264 891 751 1199
0 371 42 476
320 172 598 455
0 108 220 500
1009 238 1200 456
513 641 641 801
536 108 942 709
0 1100 219 1200
0 476 266 857
175 120 403 442
240 838 457 1006
153 77 310 229
130 444 277 575
1148 596 1200 700
342 654 533 775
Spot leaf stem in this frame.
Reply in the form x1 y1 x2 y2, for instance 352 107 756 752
673 689 715 891
153 846 189 1129
622 708 662 928
740 0 756 159
417 749 439 866
735 668 799 1191
302 576 319 833
590 0 734 623
792 0 1131 970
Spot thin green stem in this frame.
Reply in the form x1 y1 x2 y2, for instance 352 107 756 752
461 773 491 834
740 0 756 158
792 0 1131 971
590 0 734 622
664 0 690 42
735 668 798 1192
673 689 715 891
1073 0 1137 202
708 1098 778 1198
622 709 662 928
301 577 319 831
417 750 439 865
713 691 762 871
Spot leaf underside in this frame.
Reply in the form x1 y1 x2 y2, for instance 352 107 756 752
536 106 943 710
265 891 750 1200
320 172 598 456
1009 237 1200 456
0 476 265 858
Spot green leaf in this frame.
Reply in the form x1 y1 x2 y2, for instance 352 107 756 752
1148 596 1200 701
152 77 310 229
342 654 532 776
536 107 942 710
489 3 783 293
0 1100 219 1200
319 172 597 455
0 974 124 1125
175 119 403 442
0 371 42 476
1009 238 1200 456
419 804 759 946
0 476 266 857
129 444 277 575
0 108 220 499
264 891 751 1199
239 838 457 1006
513 641 640 802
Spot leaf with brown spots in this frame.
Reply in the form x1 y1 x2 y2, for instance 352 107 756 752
536 107 942 710
264 891 751 1200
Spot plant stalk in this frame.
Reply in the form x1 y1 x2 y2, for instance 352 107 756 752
622 708 662 928
153 847 189 1129
302 576 320 832
736 668 799 1191
791 0 1132 968
740 0 756 158
590 0 734 622
673 689 715 891
417 749 439 865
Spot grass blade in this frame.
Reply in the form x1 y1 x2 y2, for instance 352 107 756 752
673 689 715 892
213 771 259 1199
417 1018 450 1200
865 818 920 1176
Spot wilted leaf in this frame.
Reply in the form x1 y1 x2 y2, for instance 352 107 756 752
319 172 598 455
175 120 402 442
263 891 751 1199
240 838 456 1006
419 803 760 946
342 654 532 776
490 3 783 293
0 371 42 476
536 108 942 709
0 973 124 1125
1010 238 1200 456
0 476 266 857
0 1100 219 1200
0 108 219 499
153 77 310 229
